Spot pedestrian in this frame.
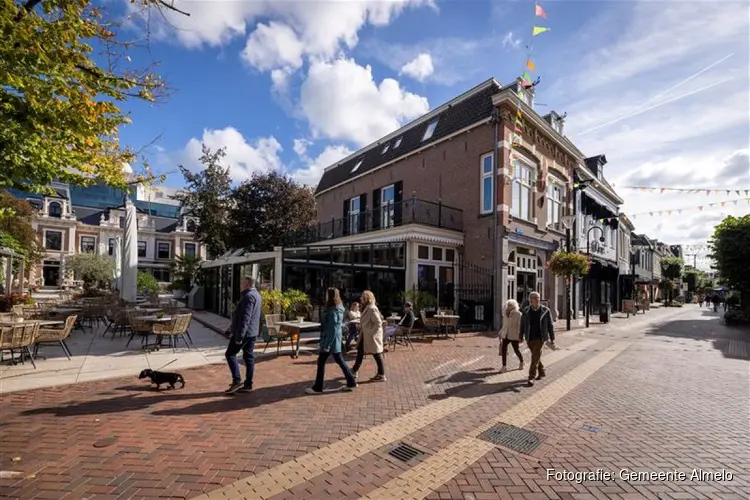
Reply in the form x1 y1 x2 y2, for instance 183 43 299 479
712 293 720 312
224 276 262 394
344 302 361 352
306 288 357 394
351 290 386 382
499 299 524 373
520 292 556 387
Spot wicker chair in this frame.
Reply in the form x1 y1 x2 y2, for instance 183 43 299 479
262 314 292 354
103 308 131 339
0 323 40 368
33 315 77 360
153 313 192 351
126 310 153 348
420 310 440 334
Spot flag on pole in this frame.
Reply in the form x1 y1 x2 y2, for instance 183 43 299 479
526 59 536 72
533 26 550 36
535 4 547 19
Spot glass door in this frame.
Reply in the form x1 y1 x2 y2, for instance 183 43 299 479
381 185 395 228
349 196 360 234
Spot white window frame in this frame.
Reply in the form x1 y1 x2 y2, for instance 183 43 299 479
394 136 403 148
79 235 97 253
381 143 390 154
546 179 563 228
43 229 63 251
350 158 363 173
480 153 494 215
349 196 361 235
511 158 534 221
422 118 439 142
138 240 147 258
184 242 197 258
381 184 395 228
48 201 62 217
156 241 171 260
108 238 116 256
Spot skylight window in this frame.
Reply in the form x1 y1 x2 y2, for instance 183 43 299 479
394 136 402 148
422 119 439 142
382 143 390 154
350 158 364 173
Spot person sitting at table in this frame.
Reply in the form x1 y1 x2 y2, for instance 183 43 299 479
384 301 415 347
344 302 361 352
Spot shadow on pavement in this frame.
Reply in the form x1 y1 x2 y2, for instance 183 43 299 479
643 314 749 360
427 369 529 400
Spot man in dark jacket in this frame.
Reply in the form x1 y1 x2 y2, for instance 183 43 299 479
224 276 262 394
520 292 556 387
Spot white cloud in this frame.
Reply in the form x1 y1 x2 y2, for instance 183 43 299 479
399 53 434 82
181 127 283 182
241 21 305 72
299 58 430 146
501 31 521 50
293 138 311 157
292 144 353 187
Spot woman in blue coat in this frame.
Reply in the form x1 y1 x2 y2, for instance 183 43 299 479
306 287 358 394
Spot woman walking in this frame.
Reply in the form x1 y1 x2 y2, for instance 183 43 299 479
351 290 386 382
306 288 358 394
344 302 361 352
499 299 524 373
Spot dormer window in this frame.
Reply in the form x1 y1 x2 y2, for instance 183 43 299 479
48 201 62 218
422 118 439 142
350 158 364 173
381 143 390 154
394 136 402 148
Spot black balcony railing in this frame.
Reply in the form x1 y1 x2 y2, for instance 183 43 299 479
286 198 463 246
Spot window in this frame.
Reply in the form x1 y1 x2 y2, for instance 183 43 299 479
511 162 533 220
445 249 455 263
417 245 429 259
349 196 361 235
157 242 170 259
152 268 171 282
394 136 402 148
422 118 438 141
381 184 395 228
186 219 196 232
138 241 146 257
48 202 62 218
381 143 390 154
350 158 364 173
432 247 443 261
517 88 529 105
119 216 125 228
184 242 197 258
44 230 63 251
80 236 96 253
108 238 116 256
155 192 164 199
480 153 494 215
546 182 562 227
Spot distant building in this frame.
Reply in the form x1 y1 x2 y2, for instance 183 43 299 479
7 180 204 289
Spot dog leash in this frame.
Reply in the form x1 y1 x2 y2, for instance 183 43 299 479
153 359 178 371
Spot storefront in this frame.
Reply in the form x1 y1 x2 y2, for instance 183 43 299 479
506 232 559 316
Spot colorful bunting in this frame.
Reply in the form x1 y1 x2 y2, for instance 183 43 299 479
621 186 750 196
535 4 547 19
597 198 750 222
526 59 536 72
533 26 550 36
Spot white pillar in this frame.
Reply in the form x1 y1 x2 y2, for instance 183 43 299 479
120 197 138 302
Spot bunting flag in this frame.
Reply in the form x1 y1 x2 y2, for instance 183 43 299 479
596 197 750 222
507 1 549 182
624 186 749 196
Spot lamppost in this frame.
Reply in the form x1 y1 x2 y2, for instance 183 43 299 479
585 225 605 328
561 215 576 331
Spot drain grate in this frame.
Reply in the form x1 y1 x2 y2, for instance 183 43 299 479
478 423 546 455
388 442 425 463
582 425 601 432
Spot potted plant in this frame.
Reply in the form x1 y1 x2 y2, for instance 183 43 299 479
547 252 590 278
282 289 311 320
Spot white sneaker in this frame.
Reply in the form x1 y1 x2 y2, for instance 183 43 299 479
499 366 507 373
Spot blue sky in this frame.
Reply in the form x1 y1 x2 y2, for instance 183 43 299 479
117 0 749 262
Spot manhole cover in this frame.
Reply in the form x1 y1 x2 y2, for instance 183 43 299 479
93 437 118 448
582 425 601 432
478 423 546 455
388 442 425 464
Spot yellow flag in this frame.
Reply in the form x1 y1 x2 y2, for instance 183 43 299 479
526 59 536 72
532 26 550 36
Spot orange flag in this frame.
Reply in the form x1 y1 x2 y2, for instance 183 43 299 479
535 4 547 19
526 59 536 72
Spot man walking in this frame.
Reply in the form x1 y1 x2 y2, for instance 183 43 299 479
520 292 555 387
224 276 262 394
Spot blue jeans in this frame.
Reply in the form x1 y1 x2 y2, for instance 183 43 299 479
313 351 357 391
226 337 256 386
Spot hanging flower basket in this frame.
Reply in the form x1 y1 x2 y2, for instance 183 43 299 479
547 252 590 278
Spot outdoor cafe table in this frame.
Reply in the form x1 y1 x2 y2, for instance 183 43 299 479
276 320 321 358
133 316 172 351
434 314 459 339
0 320 65 327
134 308 162 314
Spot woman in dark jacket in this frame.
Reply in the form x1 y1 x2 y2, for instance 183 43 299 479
306 287 358 394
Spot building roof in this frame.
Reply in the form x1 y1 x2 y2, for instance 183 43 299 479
314 78 502 195
73 206 104 226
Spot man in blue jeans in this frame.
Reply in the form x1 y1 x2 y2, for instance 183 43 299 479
224 276 262 394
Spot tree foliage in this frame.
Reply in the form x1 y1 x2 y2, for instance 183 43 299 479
169 253 202 292
171 146 232 259
65 252 115 289
710 214 750 309
660 256 683 281
137 270 159 293
0 0 184 193
0 190 42 263
228 171 317 252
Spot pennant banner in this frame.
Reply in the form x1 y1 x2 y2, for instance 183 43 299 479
533 26 550 36
535 4 547 19
622 186 750 196
599 197 750 221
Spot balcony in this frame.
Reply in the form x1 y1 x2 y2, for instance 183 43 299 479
286 198 463 246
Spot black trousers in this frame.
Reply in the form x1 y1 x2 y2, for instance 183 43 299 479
500 338 523 366
351 341 384 376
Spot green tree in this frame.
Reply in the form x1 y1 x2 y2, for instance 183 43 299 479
172 146 233 259
660 256 683 305
169 254 202 292
137 271 160 294
1 0 185 192
710 214 750 311
0 190 42 264
228 171 317 252
65 253 115 289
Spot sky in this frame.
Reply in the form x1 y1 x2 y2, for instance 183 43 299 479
116 0 750 268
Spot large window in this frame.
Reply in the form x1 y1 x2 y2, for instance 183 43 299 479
44 230 63 251
80 236 96 253
48 202 62 218
546 182 562 227
138 241 147 258
349 196 361 235
152 268 171 282
184 242 196 258
108 238 116 256
381 184 395 228
157 242 171 259
511 162 533 220
480 153 493 215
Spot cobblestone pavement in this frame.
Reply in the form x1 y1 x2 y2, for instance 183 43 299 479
0 305 747 500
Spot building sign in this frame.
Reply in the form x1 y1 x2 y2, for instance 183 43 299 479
589 240 606 255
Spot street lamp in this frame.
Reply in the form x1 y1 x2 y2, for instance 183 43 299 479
561 214 576 331
585 225 605 328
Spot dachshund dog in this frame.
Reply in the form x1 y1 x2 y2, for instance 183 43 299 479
138 369 185 389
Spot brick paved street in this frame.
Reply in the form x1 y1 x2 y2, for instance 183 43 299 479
0 305 748 500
